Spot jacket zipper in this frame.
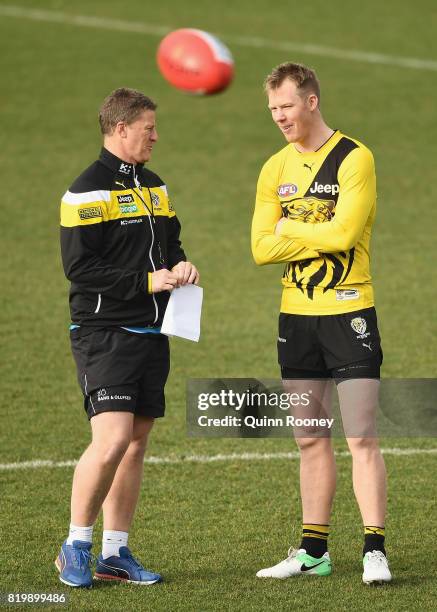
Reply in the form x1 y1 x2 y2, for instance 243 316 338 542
133 170 159 324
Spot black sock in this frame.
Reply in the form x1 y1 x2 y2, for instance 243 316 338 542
363 526 386 556
299 524 329 558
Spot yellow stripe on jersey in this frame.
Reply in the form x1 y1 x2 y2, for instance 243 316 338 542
60 185 176 228
60 190 110 227
107 190 149 221
108 185 174 219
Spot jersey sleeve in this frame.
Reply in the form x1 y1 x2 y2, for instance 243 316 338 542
278 147 376 252
60 189 149 299
251 160 320 265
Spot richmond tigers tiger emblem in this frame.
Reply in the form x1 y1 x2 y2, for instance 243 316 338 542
281 197 354 299
282 197 335 223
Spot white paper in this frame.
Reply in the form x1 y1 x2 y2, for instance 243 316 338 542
161 284 203 342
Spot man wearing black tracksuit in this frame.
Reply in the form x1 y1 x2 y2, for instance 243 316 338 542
56 87 199 588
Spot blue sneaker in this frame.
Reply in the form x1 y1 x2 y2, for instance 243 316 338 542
94 547 162 585
55 540 93 588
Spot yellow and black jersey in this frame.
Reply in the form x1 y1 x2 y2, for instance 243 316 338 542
252 130 376 315
60 148 186 327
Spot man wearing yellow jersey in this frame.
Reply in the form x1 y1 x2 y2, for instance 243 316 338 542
252 63 391 585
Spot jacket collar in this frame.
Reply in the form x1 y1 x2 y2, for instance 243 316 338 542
99 147 143 176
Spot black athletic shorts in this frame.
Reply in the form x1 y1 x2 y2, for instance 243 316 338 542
70 327 170 420
278 307 382 380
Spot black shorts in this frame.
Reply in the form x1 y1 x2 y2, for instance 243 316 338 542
278 307 382 380
70 328 170 420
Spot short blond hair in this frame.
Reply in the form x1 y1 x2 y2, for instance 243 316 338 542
264 62 320 103
99 88 157 135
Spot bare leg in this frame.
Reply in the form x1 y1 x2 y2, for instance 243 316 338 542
338 379 387 526
70 412 134 526
102 416 155 532
297 436 336 523
283 380 336 524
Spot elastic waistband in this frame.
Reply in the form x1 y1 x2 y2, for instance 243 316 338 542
70 324 162 334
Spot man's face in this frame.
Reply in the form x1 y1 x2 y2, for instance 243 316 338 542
121 109 158 164
267 79 317 144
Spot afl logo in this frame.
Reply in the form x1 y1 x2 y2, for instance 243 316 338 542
277 183 298 197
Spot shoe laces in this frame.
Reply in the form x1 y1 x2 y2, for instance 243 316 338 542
286 547 299 561
124 552 145 571
72 547 94 570
367 550 386 564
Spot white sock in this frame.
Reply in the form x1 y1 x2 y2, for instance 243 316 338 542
102 530 129 559
66 523 94 545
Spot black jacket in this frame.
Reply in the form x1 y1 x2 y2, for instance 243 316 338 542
60 148 186 327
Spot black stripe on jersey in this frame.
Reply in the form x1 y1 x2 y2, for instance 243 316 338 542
340 247 355 284
285 259 312 290
323 253 346 291
304 136 359 202
306 259 328 300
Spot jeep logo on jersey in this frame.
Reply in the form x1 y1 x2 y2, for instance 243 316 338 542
119 204 138 214
309 182 339 195
117 194 134 204
78 206 102 220
277 183 298 197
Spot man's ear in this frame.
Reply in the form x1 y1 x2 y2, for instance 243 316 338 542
115 121 128 139
307 94 319 111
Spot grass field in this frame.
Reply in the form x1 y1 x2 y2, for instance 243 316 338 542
1 0 437 610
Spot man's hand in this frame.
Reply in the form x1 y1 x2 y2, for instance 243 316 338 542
275 217 288 236
171 261 200 287
151 269 179 293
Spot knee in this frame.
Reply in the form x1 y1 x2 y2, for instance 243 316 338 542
94 437 131 467
295 436 330 453
126 417 154 459
125 436 149 462
347 437 380 458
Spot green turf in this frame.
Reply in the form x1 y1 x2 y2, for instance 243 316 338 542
1 0 437 610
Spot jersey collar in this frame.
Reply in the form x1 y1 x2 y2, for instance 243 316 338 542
99 147 143 176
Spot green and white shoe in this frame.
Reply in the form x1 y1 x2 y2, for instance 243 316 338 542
362 550 392 585
256 548 332 579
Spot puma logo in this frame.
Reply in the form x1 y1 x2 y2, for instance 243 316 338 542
303 163 314 171
362 342 372 351
115 181 127 189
